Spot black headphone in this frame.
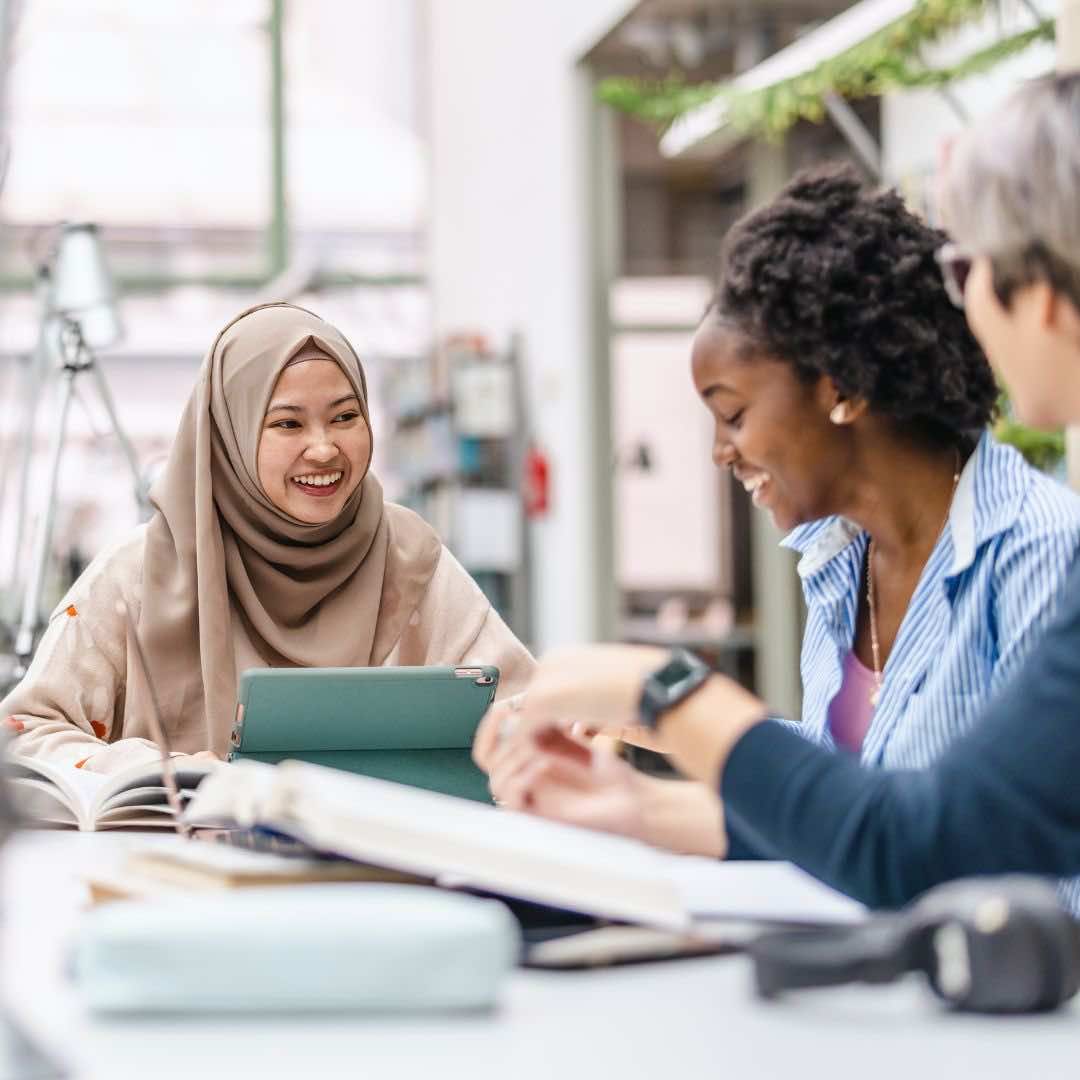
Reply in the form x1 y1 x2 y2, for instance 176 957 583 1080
748 876 1080 1013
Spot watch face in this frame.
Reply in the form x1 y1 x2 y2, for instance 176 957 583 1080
655 657 694 690
640 649 710 729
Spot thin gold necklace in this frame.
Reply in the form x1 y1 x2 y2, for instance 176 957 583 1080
866 451 961 708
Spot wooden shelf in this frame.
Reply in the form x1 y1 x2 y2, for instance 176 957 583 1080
617 618 756 652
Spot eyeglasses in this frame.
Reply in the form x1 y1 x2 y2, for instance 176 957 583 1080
936 243 973 309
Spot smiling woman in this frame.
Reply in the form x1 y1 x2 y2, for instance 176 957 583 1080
258 354 372 522
482 75 1080 912
679 165 1080 760
1 303 534 776
478 166 1080 889
693 164 997 536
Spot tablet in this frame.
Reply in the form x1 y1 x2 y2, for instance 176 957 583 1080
228 666 499 803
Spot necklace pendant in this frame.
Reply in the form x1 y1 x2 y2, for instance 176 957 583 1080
869 686 881 708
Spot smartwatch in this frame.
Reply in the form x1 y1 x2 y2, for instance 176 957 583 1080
638 648 712 731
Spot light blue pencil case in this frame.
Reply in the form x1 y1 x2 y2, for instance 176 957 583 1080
74 884 520 1014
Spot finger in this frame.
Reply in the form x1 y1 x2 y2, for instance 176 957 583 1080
533 752 596 793
495 747 599 813
475 693 531 772
497 755 555 811
517 690 612 737
487 717 587 793
485 706 566 779
525 772 598 825
473 700 511 771
534 727 592 766
488 732 559 804
486 725 533 787
491 741 594 803
569 721 613 741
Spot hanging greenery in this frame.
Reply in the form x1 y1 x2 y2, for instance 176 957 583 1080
597 0 1055 139
596 76 720 126
596 0 1065 472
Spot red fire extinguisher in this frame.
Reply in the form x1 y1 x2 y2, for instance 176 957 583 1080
523 442 551 518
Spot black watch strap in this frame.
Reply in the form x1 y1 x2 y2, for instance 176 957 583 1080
638 648 711 730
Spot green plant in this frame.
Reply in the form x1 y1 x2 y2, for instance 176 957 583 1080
597 0 1054 140
597 76 720 126
994 407 1065 472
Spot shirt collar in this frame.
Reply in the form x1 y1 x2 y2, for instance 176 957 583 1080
782 516 860 580
780 431 1031 583
947 431 1031 576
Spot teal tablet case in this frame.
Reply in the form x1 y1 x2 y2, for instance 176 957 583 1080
228 666 499 803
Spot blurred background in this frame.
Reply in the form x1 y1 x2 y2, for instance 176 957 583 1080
0 0 1063 713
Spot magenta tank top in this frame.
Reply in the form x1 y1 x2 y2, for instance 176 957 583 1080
828 650 878 753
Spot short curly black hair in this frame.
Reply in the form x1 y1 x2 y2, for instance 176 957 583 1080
711 164 998 448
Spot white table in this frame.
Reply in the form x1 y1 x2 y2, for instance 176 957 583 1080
4 831 1080 1080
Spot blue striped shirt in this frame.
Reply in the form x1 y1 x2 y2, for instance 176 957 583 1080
781 432 1080 907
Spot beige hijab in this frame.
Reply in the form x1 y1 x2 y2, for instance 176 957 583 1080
125 302 441 754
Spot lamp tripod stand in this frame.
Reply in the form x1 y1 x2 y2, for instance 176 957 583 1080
8 315 147 684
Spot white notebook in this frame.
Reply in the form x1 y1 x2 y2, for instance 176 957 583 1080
184 759 865 930
7 754 214 832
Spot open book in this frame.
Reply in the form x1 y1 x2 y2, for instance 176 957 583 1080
185 759 864 930
7 754 215 832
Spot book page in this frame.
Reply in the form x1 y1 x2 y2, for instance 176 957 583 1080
91 759 216 825
668 858 866 925
7 759 111 830
94 806 180 829
7 754 109 828
6 778 80 827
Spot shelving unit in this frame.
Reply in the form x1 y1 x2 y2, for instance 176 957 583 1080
618 617 756 683
381 335 532 646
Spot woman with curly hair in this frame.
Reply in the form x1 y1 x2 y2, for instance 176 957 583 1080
477 162 1080 881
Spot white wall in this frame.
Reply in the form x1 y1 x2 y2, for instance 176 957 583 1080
4 0 425 231
424 0 634 650
287 0 425 233
882 1 1058 191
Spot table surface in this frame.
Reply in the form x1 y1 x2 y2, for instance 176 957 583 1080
4 831 1080 1080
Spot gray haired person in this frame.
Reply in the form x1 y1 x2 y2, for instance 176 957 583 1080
939 73 1080 432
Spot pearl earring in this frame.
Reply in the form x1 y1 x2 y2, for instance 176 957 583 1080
830 404 846 424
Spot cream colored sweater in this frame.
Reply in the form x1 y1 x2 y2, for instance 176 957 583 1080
1 525 535 775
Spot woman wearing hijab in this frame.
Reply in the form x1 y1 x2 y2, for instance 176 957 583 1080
2 302 533 774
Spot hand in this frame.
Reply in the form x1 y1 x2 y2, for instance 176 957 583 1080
474 687 632 775
490 733 727 857
473 695 523 773
503 644 767 788
511 644 668 738
490 732 648 838
485 643 670 777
